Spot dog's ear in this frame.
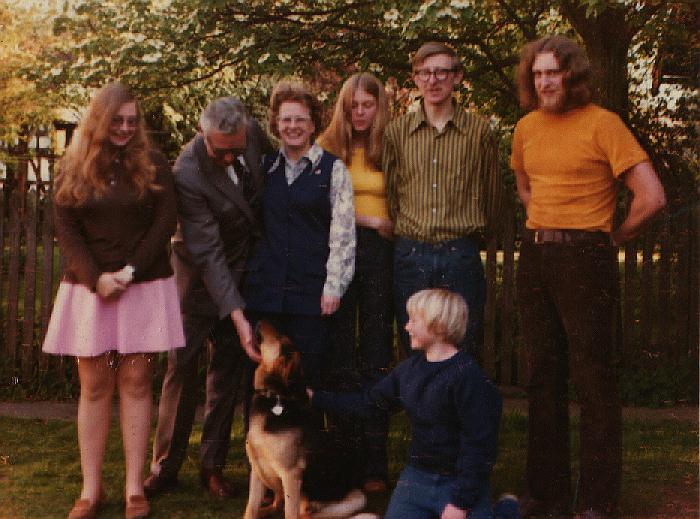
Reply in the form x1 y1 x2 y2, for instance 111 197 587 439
278 345 303 387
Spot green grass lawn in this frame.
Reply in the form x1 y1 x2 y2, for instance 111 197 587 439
0 412 697 518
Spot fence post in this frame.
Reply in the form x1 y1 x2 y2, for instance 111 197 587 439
21 190 38 382
5 188 23 372
484 236 498 378
39 182 55 375
500 212 515 385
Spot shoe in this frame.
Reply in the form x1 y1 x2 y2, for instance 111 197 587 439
143 473 178 498
125 494 150 519
362 478 388 494
200 469 238 499
67 488 106 519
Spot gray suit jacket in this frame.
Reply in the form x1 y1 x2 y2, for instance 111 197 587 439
172 119 272 319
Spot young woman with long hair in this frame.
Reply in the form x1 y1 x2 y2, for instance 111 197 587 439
317 72 393 493
43 82 184 519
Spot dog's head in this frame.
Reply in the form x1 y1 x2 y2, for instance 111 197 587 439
254 320 304 393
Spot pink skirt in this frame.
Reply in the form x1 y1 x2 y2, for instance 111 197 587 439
42 277 185 357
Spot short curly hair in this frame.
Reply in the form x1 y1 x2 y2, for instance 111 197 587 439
517 35 592 112
268 80 323 142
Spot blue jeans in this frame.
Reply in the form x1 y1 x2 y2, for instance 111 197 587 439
385 465 492 519
393 236 485 355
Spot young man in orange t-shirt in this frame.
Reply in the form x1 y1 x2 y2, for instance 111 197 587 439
510 36 665 519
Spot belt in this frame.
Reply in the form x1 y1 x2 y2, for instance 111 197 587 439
522 228 610 245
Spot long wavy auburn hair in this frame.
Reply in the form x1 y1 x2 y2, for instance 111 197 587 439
54 82 156 206
317 72 389 169
517 35 592 112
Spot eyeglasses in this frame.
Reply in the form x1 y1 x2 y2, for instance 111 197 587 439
110 115 138 128
413 67 457 83
277 116 311 126
205 136 245 159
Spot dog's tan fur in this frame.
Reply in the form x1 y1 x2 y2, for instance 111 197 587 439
243 322 377 519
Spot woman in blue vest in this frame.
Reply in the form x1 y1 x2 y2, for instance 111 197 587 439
244 80 356 385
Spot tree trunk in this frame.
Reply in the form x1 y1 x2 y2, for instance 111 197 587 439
560 1 634 120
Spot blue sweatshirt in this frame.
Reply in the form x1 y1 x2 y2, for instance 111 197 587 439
312 349 501 510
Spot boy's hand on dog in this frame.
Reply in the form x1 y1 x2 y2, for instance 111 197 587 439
230 309 261 363
320 295 340 315
442 504 468 519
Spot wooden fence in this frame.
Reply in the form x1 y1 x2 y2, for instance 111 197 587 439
1 163 698 392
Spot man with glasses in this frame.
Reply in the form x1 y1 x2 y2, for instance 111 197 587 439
383 41 505 355
145 97 273 499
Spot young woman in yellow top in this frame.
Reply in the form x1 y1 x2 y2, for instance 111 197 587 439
318 72 393 493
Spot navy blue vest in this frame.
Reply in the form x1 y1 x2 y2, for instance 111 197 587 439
244 150 336 315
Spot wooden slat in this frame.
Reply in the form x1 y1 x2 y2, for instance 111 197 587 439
691 203 700 361
657 213 672 360
39 183 55 375
483 236 498 378
21 190 38 381
640 232 655 353
672 215 691 361
6 189 23 370
0 188 5 330
500 213 515 385
623 238 637 362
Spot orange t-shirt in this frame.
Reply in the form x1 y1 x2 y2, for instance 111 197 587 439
510 104 649 232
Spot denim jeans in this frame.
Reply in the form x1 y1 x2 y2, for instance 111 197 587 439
384 465 493 519
329 226 393 480
393 236 485 355
517 239 622 514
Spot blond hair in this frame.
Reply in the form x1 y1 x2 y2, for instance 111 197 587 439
54 82 155 207
317 72 389 169
406 289 468 345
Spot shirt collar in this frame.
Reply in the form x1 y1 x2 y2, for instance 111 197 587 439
408 98 467 135
267 142 323 173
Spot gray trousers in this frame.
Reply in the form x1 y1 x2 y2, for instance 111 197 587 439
150 314 250 476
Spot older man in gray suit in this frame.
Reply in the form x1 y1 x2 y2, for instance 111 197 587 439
145 97 272 499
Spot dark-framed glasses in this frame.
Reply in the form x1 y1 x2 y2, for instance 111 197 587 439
205 136 245 159
413 67 457 82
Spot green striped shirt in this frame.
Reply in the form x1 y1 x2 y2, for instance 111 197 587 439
383 101 505 243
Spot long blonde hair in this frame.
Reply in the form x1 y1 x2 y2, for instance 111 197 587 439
318 73 389 169
54 82 155 206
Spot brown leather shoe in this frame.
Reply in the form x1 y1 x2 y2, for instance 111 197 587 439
67 488 106 519
125 494 150 519
200 469 238 499
143 473 178 498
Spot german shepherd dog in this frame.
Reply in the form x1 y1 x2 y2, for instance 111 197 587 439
244 321 378 519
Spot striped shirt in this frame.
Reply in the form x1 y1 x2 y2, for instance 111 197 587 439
383 101 505 243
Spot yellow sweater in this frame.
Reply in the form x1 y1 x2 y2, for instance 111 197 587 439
350 146 390 220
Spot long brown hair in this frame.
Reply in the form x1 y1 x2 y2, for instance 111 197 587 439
54 82 155 206
517 35 592 112
317 72 389 169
